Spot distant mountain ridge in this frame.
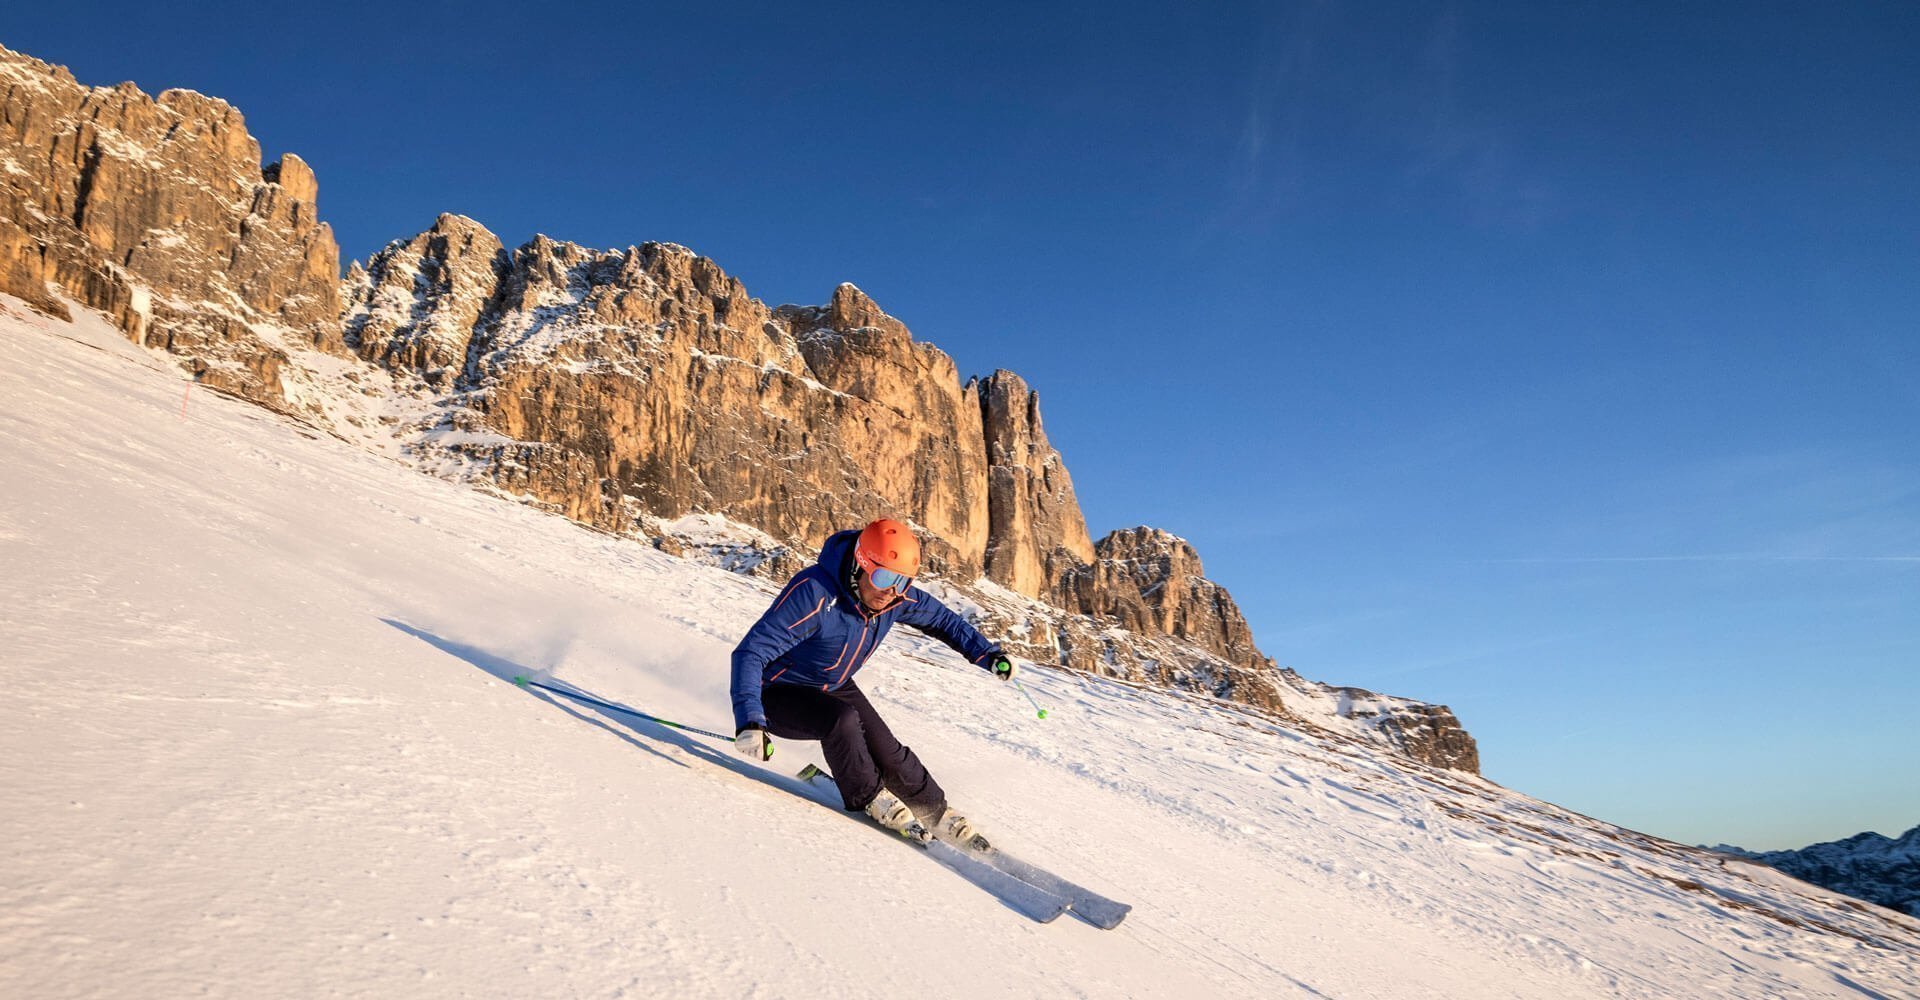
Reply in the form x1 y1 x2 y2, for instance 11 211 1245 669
0 41 1474 770
1710 825 1920 918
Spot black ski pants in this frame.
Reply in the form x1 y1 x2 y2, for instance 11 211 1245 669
762 680 945 816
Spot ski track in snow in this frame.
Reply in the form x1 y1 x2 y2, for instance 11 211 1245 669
3 296 1918 999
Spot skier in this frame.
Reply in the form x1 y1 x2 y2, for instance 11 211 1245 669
730 518 1018 845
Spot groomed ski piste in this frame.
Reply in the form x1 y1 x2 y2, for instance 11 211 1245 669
4 295 1917 998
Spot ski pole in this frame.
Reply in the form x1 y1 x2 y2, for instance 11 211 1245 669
512 675 732 742
1013 679 1049 719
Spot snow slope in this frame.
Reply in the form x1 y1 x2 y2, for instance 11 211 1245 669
4 297 1917 998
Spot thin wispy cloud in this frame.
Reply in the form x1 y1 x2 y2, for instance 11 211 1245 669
1495 452 1920 570
1187 1 1331 246
1402 5 1556 229
1370 632 1586 679
1200 3 1558 242
1228 7 1319 206
1261 607 1407 645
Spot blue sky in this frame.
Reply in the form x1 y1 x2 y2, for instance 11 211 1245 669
6 3 1914 850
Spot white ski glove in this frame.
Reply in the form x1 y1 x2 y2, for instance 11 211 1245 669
988 654 1018 683
734 724 774 762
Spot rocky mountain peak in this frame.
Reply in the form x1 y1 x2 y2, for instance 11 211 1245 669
1714 824 1920 918
777 281 912 345
263 152 320 205
1099 525 1203 568
0 43 343 408
979 370 1095 594
824 281 897 331
1058 526 1262 670
432 211 492 238
343 213 509 381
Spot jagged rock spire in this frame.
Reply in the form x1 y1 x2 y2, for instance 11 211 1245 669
0 43 343 408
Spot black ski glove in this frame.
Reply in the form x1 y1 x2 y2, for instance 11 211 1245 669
988 654 1018 683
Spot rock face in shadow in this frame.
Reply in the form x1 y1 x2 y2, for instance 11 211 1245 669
1 41 1482 772
0 44 342 408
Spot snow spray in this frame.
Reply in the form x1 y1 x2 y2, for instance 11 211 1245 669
513 675 732 742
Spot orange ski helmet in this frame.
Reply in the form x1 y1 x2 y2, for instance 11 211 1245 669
854 518 921 583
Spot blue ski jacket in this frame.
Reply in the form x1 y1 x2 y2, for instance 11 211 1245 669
730 529 1002 731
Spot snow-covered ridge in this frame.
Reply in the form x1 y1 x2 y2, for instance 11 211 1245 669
5 296 1917 997
1712 826 1920 918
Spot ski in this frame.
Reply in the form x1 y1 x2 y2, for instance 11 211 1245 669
957 844 1131 929
793 764 1068 923
515 680 1065 922
923 842 1069 924
796 765 1127 928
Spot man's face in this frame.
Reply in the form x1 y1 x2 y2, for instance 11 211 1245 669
855 570 905 612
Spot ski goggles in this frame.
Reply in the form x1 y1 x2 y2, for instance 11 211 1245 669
865 566 913 593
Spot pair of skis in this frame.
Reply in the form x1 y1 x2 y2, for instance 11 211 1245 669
509 677 1128 928
795 764 1130 929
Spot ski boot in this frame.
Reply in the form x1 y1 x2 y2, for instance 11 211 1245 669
865 789 930 843
922 804 991 851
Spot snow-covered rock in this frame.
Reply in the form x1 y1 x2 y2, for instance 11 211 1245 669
1712 826 1920 918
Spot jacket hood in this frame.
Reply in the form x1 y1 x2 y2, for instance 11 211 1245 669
817 529 861 602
